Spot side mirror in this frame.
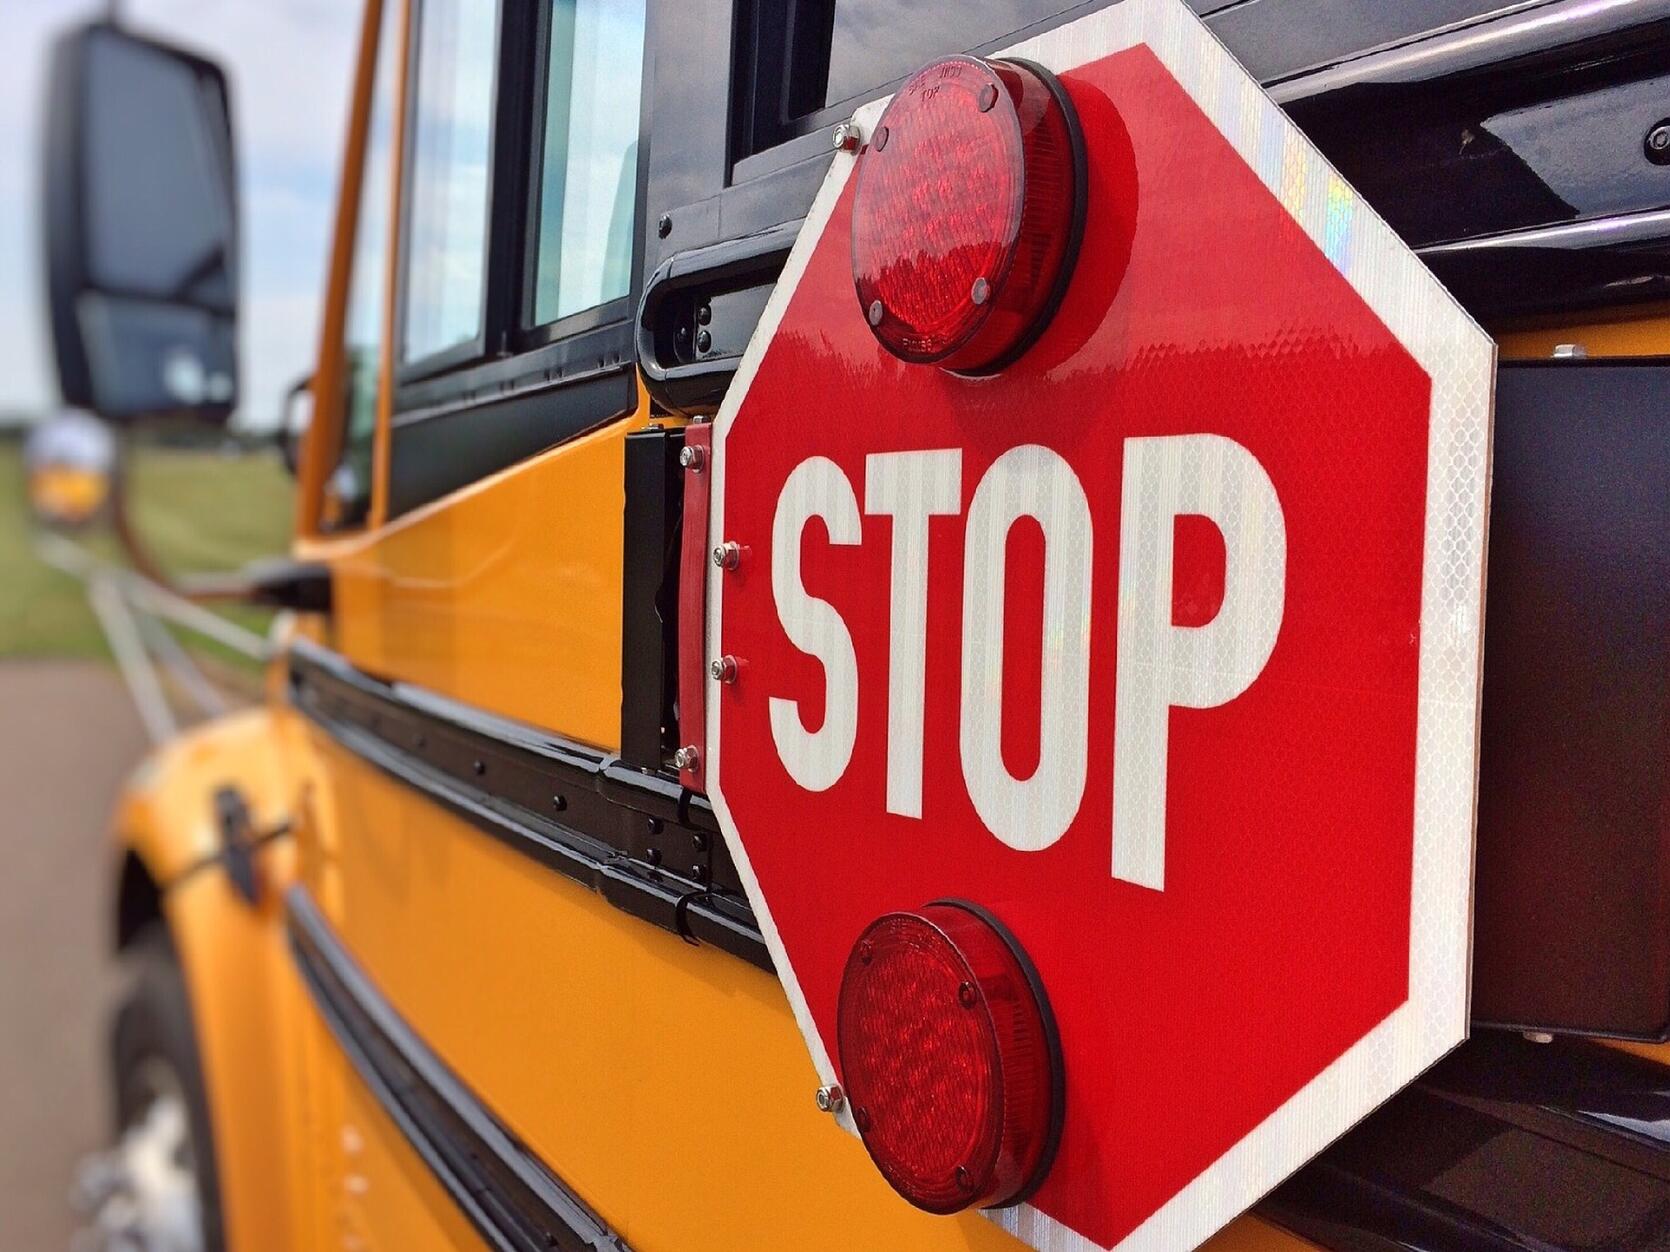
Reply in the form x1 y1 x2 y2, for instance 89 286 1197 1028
42 22 240 426
278 374 313 477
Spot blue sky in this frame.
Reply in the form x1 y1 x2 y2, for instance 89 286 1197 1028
0 0 362 428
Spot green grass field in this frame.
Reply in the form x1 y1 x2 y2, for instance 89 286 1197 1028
0 442 295 659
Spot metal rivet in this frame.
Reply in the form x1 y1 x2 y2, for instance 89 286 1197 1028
958 981 978 1008
858 939 873 965
710 655 739 683
691 831 709 852
712 541 743 570
672 745 701 771
874 125 889 152
646 846 663 866
551 794 567 812
956 1165 974 1191
1646 120 1670 164
696 329 712 354
691 864 708 884
971 276 990 306
695 303 712 325
414 732 427 750
1523 1030 1555 1044
978 83 998 112
867 299 885 327
853 1106 872 1132
815 1084 845 1114
472 759 486 777
647 816 663 835
657 213 672 238
679 445 705 472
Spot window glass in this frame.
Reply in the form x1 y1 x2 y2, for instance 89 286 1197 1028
322 0 400 532
402 0 499 360
531 0 646 325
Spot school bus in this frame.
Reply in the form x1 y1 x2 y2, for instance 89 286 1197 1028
41 2 1669 1250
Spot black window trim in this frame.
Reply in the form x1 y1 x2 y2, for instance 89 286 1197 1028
383 0 654 516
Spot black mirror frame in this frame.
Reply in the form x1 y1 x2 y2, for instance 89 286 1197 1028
42 20 240 427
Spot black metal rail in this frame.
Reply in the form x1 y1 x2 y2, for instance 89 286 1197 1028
285 638 770 971
286 887 631 1252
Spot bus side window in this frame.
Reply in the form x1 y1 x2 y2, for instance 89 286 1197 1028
527 0 647 329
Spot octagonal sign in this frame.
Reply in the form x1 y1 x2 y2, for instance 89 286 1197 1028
704 2 1495 1249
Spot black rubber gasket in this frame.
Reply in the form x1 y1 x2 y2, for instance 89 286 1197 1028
952 56 1091 378
929 897 1067 1210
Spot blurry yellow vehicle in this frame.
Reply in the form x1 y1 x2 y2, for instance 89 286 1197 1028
24 410 114 528
37 3 1670 1252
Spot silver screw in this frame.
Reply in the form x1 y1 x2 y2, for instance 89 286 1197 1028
679 445 706 472
1522 1030 1555 1044
815 1084 845 1114
710 655 739 683
712 541 743 570
672 745 701 771
1551 343 1586 359
832 121 863 153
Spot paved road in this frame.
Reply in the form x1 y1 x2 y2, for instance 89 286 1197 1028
0 663 148 1249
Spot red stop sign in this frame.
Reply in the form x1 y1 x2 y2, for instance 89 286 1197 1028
706 3 1494 1249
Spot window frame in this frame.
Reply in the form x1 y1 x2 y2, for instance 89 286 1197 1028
384 0 654 516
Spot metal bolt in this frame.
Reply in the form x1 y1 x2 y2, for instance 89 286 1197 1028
657 213 672 239
646 846 663 866
978 83 999 112
713 541 743 570
971 276 990 306
1523 1030 1555 1044
1646 120 1670 164
710 654 739 683
472 759 486 777
691 864 708 884
679 445 706 472
551 793 567 812
691 831 709 852
1551 343 1586 360
672 745 701 771
696 328 712 354
867 299 885 327
647 816 664 835
832 121 863 153
815 1084 846 1114
696 303 712 325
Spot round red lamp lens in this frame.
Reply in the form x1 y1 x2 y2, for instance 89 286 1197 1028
851 56 1084 374
835 901 1062 1214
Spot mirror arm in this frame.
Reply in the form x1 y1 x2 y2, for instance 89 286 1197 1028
109 450 331 614
179 559 333 614
110 462 174 588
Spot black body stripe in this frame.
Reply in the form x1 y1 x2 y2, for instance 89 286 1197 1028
286 639 769 971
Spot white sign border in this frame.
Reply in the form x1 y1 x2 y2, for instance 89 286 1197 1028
705 2 1496 1249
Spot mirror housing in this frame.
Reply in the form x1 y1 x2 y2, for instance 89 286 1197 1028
42 21 240 426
